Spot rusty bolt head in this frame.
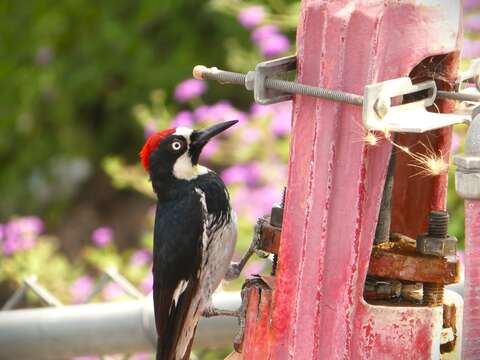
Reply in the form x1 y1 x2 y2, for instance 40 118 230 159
416 234 457 257
270 204 284 228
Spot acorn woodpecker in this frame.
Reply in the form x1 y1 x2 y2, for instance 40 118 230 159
140 120 240 360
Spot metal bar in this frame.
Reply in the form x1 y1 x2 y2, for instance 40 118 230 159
1 286 27 311
0 292 241 360
454 109 480 358
437 90 480 102
374 147 396 244
24 276 63 307
105 268 144 300
194 65 364 105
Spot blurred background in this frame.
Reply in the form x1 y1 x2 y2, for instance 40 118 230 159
0 1 478 359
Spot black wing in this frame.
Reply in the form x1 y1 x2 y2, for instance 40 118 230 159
153 190 204 360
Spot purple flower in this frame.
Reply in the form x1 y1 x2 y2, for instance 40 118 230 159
465 15 480 33
174 79 207 103
232 186 280 221
241 127 261 144
200 138 220 161
70 276 94 304
144 121 156 138
91 227 113 247
221 163 261 187
251 25 279 44
251 25 290 58
171 111 194 128
238 6 265 29
259 33 290 58
102 282 124 301
250 103 275 118
271 102 292 136
2 216 43 255
141 272 153 294
464 0 480 11
130 250 152 267
463 39 480 59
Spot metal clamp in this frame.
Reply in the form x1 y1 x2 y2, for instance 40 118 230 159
193 56 479 133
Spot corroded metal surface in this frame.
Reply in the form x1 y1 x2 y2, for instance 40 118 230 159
256 216 281 255
368 248 459 285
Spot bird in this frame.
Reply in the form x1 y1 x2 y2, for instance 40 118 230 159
140 120 239 360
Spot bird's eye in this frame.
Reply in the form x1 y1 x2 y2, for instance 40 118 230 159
171 141 182 151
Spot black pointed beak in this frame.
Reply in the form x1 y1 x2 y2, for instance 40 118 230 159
189 120 238 164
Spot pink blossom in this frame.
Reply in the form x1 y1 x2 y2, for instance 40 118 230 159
259 33 290 58
251 25 279 43
465 15 480 32
463 39 480 59
200 138 220 161
238 6 265 29
102 282 124 301
91 227 113 247
141 272 153 294
221 163 261 187
171 111 194 128
70 276 94 304
174 79 207 103
2 216 43 255
241 127 261 144
130 250 152 267
464 0 480 11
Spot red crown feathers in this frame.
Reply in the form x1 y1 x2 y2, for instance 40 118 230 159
140 128 176 171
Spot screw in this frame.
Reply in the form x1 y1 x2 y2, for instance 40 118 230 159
193 65 364 106
419 210 451 306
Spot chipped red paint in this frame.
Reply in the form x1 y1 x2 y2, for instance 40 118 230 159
463 200 480 358
240 1 464 359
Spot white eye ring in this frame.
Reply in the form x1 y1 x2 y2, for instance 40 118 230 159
172 141 182 151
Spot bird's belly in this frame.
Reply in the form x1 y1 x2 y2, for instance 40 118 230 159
200 216 237 299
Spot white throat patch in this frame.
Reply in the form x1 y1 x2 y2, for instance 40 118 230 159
173 156 209 180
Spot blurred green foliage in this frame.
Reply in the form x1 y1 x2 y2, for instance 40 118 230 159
0 0 286 218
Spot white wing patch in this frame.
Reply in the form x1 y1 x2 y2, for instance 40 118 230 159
171 280 189 311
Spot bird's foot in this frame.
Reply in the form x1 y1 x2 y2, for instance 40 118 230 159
202 306 240 318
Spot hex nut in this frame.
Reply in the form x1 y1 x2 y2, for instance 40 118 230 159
455 171 480 200
270 204 284 228
416 234 457 257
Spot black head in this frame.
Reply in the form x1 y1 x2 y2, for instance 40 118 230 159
140 120 238 188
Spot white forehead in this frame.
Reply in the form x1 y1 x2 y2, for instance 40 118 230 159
174 127 193 142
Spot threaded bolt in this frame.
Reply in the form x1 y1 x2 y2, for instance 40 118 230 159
423 283 444 306
427 211 449 238
421 210 450 306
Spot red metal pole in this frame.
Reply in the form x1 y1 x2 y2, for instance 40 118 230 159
455 111 480 358
463 200 480 358
240 1 463 359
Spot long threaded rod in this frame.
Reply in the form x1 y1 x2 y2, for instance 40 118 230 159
194 65 479 106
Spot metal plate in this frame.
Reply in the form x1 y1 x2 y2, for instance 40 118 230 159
254 55 296 105
363 77 469 133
